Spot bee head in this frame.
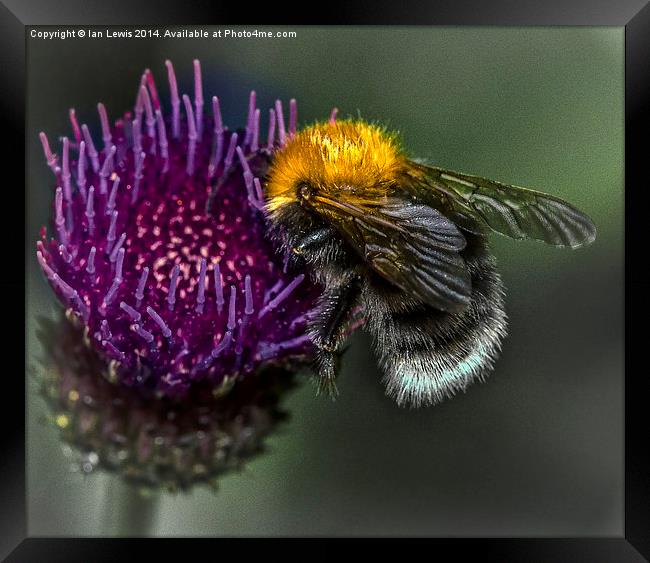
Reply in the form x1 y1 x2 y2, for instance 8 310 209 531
264 119 407 219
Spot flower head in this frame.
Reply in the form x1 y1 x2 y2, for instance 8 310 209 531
36 60 324 399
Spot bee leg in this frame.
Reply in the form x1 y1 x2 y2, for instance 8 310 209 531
308 276 362 396
293 226 337 254
284 226 337 272
314 349 343 398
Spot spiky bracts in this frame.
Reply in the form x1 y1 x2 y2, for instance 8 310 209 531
36 315 295 493
36 60 322 399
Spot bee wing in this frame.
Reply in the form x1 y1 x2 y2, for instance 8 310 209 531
404 163 596 248
334 197 472 312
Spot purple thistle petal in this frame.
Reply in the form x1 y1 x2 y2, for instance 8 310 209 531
253 177 265 207
227 285 237 331
251 108 260 152
144 68 161 110
54 187 68 246
77 140 87 202
139 85 157 144
167 264 180 311
275 99 286 147
236 146 256 205
193 59 204 139
37 250 55 280
85 186 95 236
113 247 125 280
196 257 207 313
105 210 118 255
214 262 224 314
213 331 233 358
100 319 112 340
86 246 96 275
61 136 72 202
244 274 254 315
133 323 154 344
212 96 223 134
258 274 305 319
106 176 120 214
68 108 82 144
102 280 121 308
98 145 116 195
39 131 58 172
224 132 238 170
135 267 149 305
81 124 100 173
155 110 169 163
267 108 276 149
59 244 72 264
109 233 127 263
182 94 197 174
97 102 112 152
147 305 172 339
165 60 181 139
289 98 297 137
120 301 141 322
245 91 256 146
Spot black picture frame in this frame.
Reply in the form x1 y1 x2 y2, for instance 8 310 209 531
4 1 649 560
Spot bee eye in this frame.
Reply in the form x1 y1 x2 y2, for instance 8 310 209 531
298 184 314 201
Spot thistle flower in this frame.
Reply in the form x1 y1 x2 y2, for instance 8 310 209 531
35 314 295 493
36 60 329 399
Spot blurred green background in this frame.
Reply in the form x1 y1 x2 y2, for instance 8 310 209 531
27 26 623 536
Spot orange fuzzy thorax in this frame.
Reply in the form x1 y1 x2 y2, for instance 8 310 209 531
265 120 407 211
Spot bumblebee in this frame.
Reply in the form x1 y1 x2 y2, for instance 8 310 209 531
263 119 596 407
